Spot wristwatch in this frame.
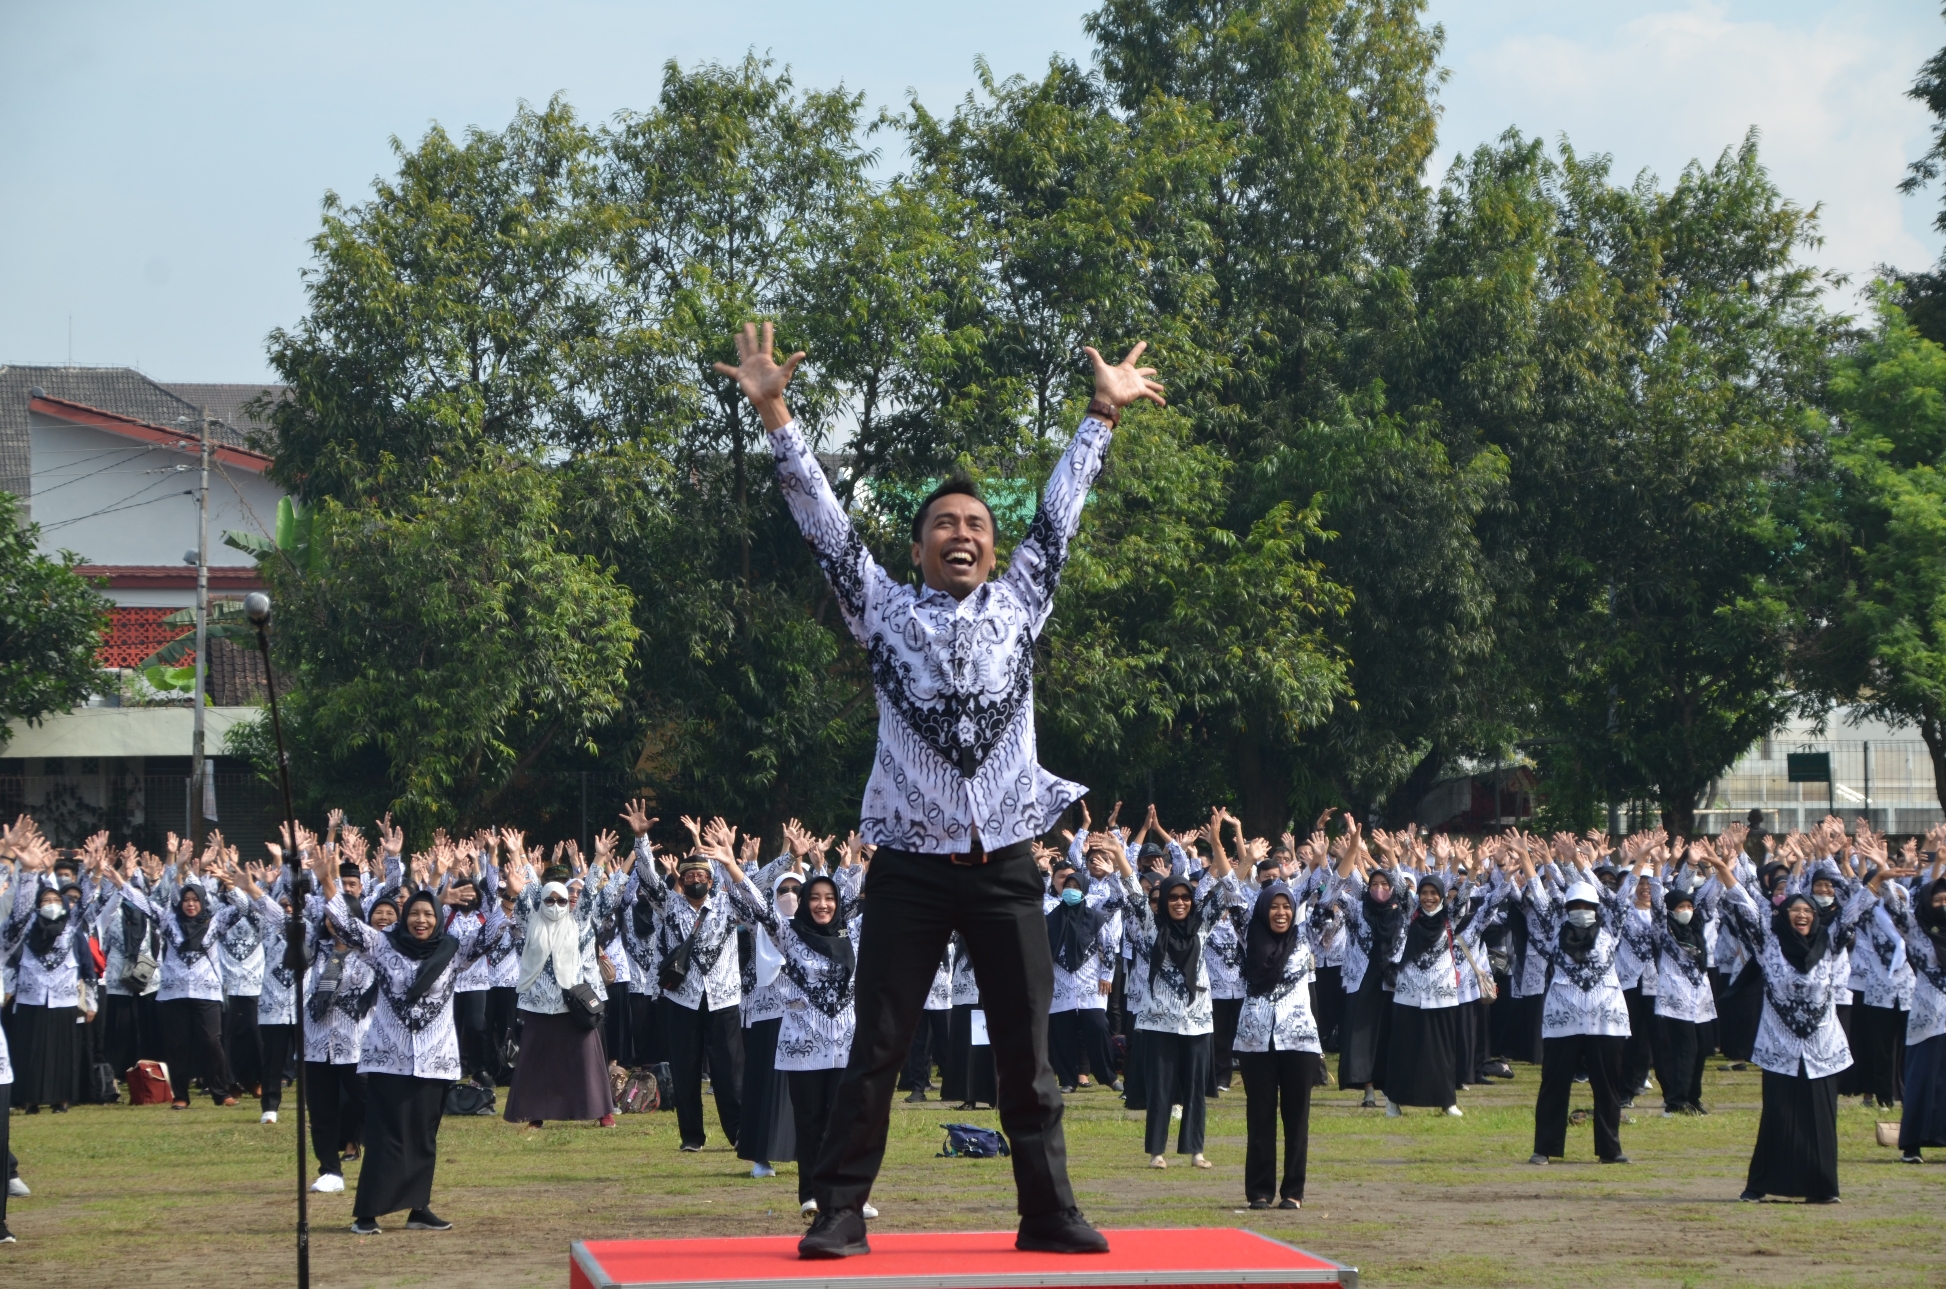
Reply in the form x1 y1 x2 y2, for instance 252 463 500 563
1086 398 1121 428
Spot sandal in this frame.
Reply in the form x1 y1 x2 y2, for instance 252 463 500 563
1149 1155 1167 1169
1192 1154 1212 1170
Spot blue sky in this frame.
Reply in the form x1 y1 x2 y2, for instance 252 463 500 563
2 0 1939 381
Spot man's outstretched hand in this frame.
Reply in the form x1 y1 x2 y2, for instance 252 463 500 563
714 321 803 431
1086 342 1166 411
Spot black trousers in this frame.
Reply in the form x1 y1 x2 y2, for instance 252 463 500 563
901 1008 951 1091
1239 1049 1319 1202
1049 1008 1115 1089
1209 996 1243 1092
355 1073 445 1219
103 991 159 1075
159 998 232 1104
485 985 518 1083
1621 987 1657 1095
306 1060 367 1175
1141 1030 1211 1156
809 846 1074 1217
1315 965 1344 1053
0 1081 9 1226
1655 1014 1706 1110
665 998 742 1149
1852 1003 1906 1106
224 994 263 1094
788 1068 845 1202
1534 1033 1626 1160
259 1024 294 1112
627 990 666 1066
453 990 491 1083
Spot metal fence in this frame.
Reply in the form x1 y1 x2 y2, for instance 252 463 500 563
1608 738 1946 836
0 772 283 855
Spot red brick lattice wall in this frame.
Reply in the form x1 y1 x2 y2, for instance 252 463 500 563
98 607 192 669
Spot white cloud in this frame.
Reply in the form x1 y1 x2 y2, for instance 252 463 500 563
1435 1 1942 294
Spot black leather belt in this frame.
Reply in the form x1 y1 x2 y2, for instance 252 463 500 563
943 840 1033 867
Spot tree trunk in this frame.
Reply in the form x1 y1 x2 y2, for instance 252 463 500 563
1919 714 1946 814
1658 783 1705 842
1231 729 1292 840
1378 740 1446 829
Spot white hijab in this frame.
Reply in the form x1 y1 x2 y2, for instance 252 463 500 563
517 881 583 993
753 870 802 990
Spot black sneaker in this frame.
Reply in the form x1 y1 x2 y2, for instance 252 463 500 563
350 1217 382 1234
0 1223 14 1243
1687 1101 1710 1116
799 1208 869 1259
406 1209 453 1231
1248 1198 1271 1210
1738 1190 1763 1203
904 1089 928 1103
680 1143 705 1153
1016 1206 1109 1254
1601 1154 1631 1165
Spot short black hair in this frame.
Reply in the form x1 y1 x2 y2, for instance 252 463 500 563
909 474 994 544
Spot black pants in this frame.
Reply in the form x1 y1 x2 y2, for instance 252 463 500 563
1852 1003 1906 1106
306 1060 367 1175
1621 987 1656 1096
789 1068 844 1202
259 1024 294 1112
809 846 1074 1217
0 1080 10 1226
103 992 159 1075
1655 1014 1706 1110
1315 965 1344 1053
1534 1033 1626 1160
1209 997 1242 1092
665 998 742 1149
1239 1049 1319 1202
627 990 666 1066
901 1008 950 1091
159 998 231 1104
1049 1009 1115 1090
485 985 518 1083
453 990 491 1083
355 1073 445 1220
1141 1031 1211 1156
224 994 263 1094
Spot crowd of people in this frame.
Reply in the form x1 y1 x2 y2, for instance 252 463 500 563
2 797 1943 1243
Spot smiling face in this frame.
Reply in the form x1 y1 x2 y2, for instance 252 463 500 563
370 902 398 931
1417 884 1442 914
1368 878 1393 905
807 882 838 926
178 889 204 919
405 901 438 940
1786 901 1816 935
1267 893 1294 933
911 492 996 599
1164 885 1194 922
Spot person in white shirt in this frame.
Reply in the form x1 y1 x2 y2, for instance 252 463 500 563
1233 878 1321 1209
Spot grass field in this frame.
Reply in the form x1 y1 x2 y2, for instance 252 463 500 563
3 1057 1942 1288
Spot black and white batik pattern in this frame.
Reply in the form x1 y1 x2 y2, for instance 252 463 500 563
640 861 744 1013
216 887 266 997
1720 884 1871 1080
1122 871 1243 1036
1881 888 1946 1046
727 874 859 1071
1851 896 1914 1011
1524 875 1633 1040
123 884 239 1003
326 892 504 1080
3 874 86 1008
1233 927 1321 1055
1634 887 1716 1025
251 893 299 1026
769 415 1112 852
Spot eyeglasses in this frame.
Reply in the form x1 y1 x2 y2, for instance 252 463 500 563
542 896 570 906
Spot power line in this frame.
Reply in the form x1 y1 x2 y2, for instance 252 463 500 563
37 474 195 532
28 447 174 499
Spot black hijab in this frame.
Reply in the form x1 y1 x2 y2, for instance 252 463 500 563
1243 881 1300 997
1664 887 1706 953
388 889 460 1004
175 885 215 957
1047 870 1109 973
1363 872 1405 949
790 875 854 975
1150 874 1203 988
1917 878 1946 955
1558 894 1600 963
1771 893 1828 974
1401 875 1452 964
26 889 68 958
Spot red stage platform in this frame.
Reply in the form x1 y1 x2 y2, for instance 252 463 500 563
570 1228 1355 1289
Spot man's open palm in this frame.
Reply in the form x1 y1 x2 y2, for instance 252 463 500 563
714 321 803 411
1086 341 1166 410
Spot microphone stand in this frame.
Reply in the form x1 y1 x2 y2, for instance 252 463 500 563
246 593 308 1289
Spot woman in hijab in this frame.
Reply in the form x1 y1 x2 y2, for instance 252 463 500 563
1709 850 1879 1202
1046 864 1120 1095
504 858 621 1130
1330 824 1406 1107
1384 872 1472 1118
1232 879 1320 1209
943 930 997 1110
1114 814 1242 1169
1637 869 1718 1117
1881 872 1946 1162
298 864 374 1194
720 847 866 1216
2 850 88 1113
112 855 243 1109
1840 861 1909 1111
738 867 804 1179
313 848 505 1234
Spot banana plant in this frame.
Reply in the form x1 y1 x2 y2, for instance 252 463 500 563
222 495 323 575
138 498 322 669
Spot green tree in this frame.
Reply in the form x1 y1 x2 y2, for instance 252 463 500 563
0 492 108 747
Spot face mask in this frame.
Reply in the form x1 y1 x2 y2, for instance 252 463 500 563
682 881 710 901
38 903 62 921
1060 887 1084 907
775 891 799 918
1566 908 1597 928
1811 893 1834 909
1671 908 1694 925
1421 899 1443 917
539 902 568 923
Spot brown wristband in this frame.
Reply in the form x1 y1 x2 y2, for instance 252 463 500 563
1086 399 1121 428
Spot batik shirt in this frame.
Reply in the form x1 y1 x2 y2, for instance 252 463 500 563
1233 911 1322 1055
122 884 242 1003
1882 886 1946 1046
1633 881 1717 1025
1525 874 1634 1040
253 891 298 1027
215 887 265 997
768 415 1112 852
950 931 981 1006
728 868 865 1071
3 875 87 1008
513 870 623 1015
1121 871 1244 1036
638 861 743 1013
1719 883 1874 1080
98 878 161 999
1046 878 1126 1014
1326 868 1410 995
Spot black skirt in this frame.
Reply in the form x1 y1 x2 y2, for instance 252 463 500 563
1746 1066 1839 1200
504 1009 615 1122
945 1003 997 1106
1385 1002 1459 1108
11 1002 80 1106
736 1016 796 1165
1338 969 1392 1088
355 1072 447 1218
1901 1033 1946 1153
1717 965 1763 1064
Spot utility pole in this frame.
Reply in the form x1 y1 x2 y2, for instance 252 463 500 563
190 406 211 851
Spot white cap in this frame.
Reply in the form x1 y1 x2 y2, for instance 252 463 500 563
1564 881 1601 907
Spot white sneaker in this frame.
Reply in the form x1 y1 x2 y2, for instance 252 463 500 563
7 1177 28 1197
261 1111 278 1124
1445 1105 1464 1118
800 1199 818 1217
1385 1102 1402 1118
750 1162 776 1178
311 1173 345 1194
862 1203 879 1219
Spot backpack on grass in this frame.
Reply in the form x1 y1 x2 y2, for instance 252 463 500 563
937 1123 1009 1158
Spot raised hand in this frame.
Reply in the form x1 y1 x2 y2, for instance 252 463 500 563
1085 342 1166 411
713 321 804 430
620 799 654 835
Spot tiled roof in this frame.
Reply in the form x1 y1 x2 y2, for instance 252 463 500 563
158 383 288 435
0 365 279 504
